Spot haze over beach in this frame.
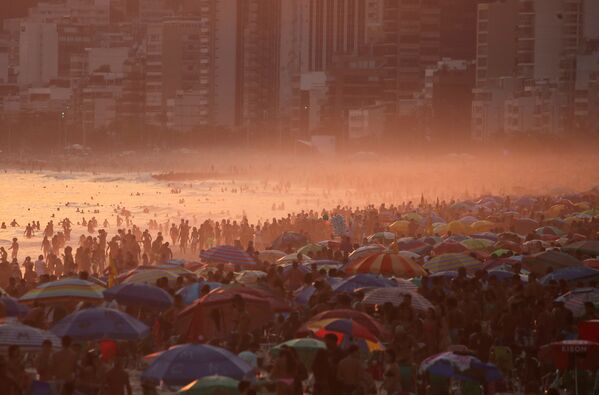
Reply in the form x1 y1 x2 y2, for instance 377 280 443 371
2 148 599 263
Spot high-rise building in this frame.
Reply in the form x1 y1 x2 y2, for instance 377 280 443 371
18 21 59 87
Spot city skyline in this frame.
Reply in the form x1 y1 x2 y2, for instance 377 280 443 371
0 0 598 152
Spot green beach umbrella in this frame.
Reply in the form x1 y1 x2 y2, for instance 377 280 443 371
271 338 326 368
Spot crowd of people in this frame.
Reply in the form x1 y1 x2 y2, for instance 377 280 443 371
1 190 599 394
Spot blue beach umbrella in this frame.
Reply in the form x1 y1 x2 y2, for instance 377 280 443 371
142 343 254 387
200 245 256 265
177 281 223 305
104 283 174 310
50 307 150 341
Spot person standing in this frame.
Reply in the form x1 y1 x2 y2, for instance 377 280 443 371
102 359 132 395
35 255 47 278
8 238 18 261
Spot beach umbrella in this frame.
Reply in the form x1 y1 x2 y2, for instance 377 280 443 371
177 376 239 395
459 216 479 225
118 265 195 283
0 295 28 317
276 253 312 266
539 340 599 371
317 240 341 249
497 232 522 244
271 338 325 368
361 288 434 312
563 240 599 257
539 267 599 285
396 250 422 261
257 250 286 264
20 278 104 304
271 232 307 250
306 318 378 341
122 269 182 287
535 226 564 237
460 238 494 251
50 307 150 341
470 232 498 242
515 196 536 207
469 220 495 233
432 241 468 255
419 352 503 383
344 253 426 278
200 245 255 266
177 281 223 305
389 220 410 235
0 322 59 351
513 218 539 235
103 283 173 310
490 249 513 258
367 232 396 243
402 212 424 223
331 274 395 293
446 221 468 234
396 239 432 255
348 244 386 262
306 309 389 340
142 344 253 386
522 250 583 275
297 243 325 256
555 288 599 317
420 236 443 245
304 260 344 270
235 270 267 285
293 278 342 305
424 253 482 273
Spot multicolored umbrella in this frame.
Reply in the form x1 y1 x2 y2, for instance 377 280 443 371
200 245 256 265
306 318 377 341
344 253 426 278
177 376 239 395
389 220 410 234
103 283 173 310
307 309 390 340
348 244 386 262
420 352 503 383
555 288 599 317
0 322 59 351
50 307 150 341
424 253 482 273
142 344 253 386
19 278 104 304
361 288 434 312
271 338 325 368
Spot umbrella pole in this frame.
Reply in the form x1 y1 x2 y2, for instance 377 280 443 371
574 358 578 395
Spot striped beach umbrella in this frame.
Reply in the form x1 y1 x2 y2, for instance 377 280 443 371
19 278 104 304
200 245 256 265
345 253 426 278
555 288 599 317
424 253 482 273
348 244 386 262
0 322 59 351
432 241 468 255
361 288 434 312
